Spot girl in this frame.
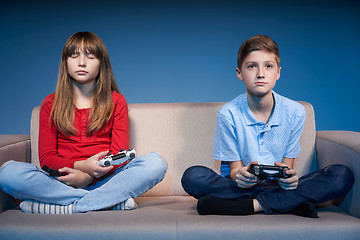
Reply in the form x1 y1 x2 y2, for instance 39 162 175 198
0 32 167 214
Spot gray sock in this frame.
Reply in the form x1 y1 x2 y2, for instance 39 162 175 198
20 200 73 214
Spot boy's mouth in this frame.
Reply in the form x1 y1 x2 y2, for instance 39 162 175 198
255 81 266 86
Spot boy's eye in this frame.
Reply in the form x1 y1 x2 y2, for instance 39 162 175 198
247 65 256 69
265 64 273 69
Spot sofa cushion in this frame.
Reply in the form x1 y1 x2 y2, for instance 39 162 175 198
0 196 359 240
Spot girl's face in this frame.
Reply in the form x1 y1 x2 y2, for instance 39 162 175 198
67 48 100 86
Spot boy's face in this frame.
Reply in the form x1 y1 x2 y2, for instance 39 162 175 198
236 50 281 98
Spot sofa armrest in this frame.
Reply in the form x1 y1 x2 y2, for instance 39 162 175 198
0 134 31 213
316 131 360 218
0 135 31 165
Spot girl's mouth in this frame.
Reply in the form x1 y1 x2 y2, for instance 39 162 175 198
76 70 88 75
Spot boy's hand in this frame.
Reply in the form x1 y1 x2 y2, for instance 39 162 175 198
274 162 299 190
235 161 258 189
74 150 114 178
57 168 94 188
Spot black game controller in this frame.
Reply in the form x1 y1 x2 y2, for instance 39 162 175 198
42 165 67 177
248 164 291 178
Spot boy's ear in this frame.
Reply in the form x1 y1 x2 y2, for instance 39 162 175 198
236 67 243 81
277 66 281 80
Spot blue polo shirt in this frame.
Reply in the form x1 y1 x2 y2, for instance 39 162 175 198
214 91 306 177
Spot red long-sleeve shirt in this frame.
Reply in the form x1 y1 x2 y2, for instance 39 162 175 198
38 92 129 170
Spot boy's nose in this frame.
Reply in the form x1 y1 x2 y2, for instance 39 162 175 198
257 68 265 79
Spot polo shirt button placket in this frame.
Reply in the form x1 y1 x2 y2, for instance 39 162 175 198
259 130 265 154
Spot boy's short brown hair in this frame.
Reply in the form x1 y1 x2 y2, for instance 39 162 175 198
237 35 280 69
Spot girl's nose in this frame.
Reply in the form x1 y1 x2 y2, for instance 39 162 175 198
78 54 86 67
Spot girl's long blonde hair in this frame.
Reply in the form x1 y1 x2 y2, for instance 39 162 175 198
51 32 120 136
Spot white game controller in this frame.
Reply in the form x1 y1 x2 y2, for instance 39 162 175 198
97 149 136 167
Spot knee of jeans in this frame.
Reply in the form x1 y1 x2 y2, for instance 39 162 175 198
0 161 35 190
181 166 211 191
0 161 18 182
141 152 167 177
151 152 168 172
326 164 354 193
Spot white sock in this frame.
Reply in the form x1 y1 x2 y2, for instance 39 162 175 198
111 198 138 211
20 200 73 214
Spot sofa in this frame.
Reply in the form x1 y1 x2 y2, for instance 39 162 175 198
0 101 359 240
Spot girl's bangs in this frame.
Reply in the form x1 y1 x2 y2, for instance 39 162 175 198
64 34 101 58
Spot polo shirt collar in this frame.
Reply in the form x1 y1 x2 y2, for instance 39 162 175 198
240 91 282 127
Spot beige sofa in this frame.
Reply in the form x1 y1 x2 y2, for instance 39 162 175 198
0 101 359 240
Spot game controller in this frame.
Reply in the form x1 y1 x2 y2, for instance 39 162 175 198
97 149 136 167
248 164 291 178
42 165 67 177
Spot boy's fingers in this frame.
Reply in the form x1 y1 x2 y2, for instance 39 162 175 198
274 162 285 167
236 179 257 188
237 168 257 180
238 168 251 178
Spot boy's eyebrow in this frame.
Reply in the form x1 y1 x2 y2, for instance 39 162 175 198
244 59 276 64
244 60 257 63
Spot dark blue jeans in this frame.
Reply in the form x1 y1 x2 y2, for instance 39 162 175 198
181 164 354 214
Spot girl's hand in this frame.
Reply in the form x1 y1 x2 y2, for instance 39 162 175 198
235 161 258 189
274 162 299 190
74 150 114 178
57 167 94 188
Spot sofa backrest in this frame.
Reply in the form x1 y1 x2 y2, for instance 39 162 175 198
30 101 316 196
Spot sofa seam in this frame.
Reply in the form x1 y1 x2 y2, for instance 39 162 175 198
0 139 31 150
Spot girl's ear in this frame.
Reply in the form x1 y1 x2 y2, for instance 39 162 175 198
236 67 243 81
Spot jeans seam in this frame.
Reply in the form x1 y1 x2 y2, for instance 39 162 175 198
256 194 272 215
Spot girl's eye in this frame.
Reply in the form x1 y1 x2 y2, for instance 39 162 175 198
87 54 96 59
70 53 79 58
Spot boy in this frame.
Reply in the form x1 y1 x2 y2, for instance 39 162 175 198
181 35 354 218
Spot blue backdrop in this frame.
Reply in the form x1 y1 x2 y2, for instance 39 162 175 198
1 0 359 134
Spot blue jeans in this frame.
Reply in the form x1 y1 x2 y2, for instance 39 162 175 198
181 164 354 214
0 152 167 213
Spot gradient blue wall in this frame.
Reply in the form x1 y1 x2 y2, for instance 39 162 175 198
1 0 359 134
